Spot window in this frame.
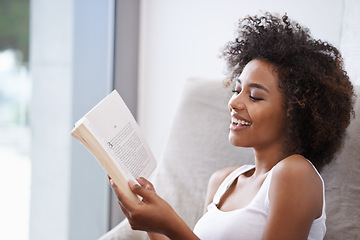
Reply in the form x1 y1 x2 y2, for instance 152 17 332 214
0 0 31 239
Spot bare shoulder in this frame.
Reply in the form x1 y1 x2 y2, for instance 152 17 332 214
209 166 240 189
272 154 322 185
203 166 240 212
263 155 324 238
269 154 323 219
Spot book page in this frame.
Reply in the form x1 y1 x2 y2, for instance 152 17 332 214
81 90 156 181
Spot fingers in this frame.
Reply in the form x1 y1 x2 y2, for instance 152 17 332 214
108 176 157 207
136 177 156 192
108 177 137 211
118 200 132 219
128 179 157 204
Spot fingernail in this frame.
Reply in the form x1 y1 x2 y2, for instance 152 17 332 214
129 179 140 186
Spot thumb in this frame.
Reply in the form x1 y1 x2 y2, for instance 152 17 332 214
128 180 156 203
137 177 156 192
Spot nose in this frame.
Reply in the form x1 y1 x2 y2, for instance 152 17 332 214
228 92 246 113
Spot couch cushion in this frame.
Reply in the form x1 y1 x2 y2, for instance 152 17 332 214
322 85 360 240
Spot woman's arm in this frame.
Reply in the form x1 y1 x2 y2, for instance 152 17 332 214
109 177 200 240
147 232 170 240
262 155 323 240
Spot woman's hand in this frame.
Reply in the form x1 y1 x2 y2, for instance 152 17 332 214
109 177 172 233
109 177 199 240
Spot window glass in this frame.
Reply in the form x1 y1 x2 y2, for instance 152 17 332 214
0 0 30 239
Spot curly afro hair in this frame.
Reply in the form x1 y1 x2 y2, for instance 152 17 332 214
222 12 356 172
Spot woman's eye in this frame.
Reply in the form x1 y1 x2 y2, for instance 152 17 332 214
232 89 240 95
250 96 263 101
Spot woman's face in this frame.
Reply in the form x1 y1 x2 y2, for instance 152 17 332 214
228 59 286 151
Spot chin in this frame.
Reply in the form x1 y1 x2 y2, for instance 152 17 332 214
228 134 251 148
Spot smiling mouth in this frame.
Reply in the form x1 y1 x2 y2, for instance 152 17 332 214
231 117 252 126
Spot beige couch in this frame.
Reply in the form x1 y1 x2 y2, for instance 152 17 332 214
100 78 360 240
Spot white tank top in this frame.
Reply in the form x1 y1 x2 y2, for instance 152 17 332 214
193 164 326 240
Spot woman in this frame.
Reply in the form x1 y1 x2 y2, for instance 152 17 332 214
109 13 355 239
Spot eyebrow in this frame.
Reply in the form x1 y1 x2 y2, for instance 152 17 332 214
236 79 270 93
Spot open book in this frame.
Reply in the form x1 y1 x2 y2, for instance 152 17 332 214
71 90 156 203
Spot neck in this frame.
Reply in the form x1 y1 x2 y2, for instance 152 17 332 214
252 143 285 177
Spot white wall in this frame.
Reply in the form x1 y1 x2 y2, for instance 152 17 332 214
340 0 360 85
138 0 344 160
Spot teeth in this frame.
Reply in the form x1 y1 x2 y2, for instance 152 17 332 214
232 117 251 126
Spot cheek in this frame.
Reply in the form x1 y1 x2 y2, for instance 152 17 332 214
252 106 285 133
